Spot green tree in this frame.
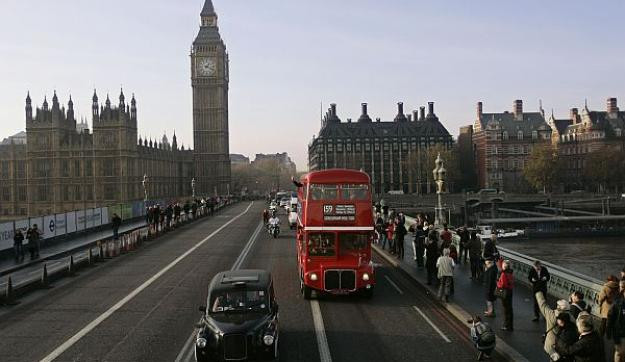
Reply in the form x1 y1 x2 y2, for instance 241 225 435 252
402 144 459 193
583 146 625 193
523 143 561 193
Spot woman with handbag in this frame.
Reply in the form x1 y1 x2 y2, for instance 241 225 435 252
496 260 514 331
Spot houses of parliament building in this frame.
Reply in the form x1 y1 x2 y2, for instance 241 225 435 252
0 0 231 220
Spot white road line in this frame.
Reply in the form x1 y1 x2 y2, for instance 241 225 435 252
384 275 404 295
412 306 452 343
39 202 254 362
310 300 333 362
175 220 265 361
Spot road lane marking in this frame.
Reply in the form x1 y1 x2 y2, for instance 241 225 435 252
310 300 333 362
175 220 265 361
412 306 452 343
384 275 404 295
39 202 254 362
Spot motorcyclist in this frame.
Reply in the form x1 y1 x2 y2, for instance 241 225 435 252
262 209 270 224
268 212 280 236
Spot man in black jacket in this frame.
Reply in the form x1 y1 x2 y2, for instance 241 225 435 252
555 315 605 362
607 281 625 362
529 260 551 322
569 291 591 320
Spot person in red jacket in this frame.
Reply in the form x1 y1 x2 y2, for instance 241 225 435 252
497 260 515 331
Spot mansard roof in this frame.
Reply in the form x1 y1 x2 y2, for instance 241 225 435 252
478 112 551 134
317 118 452 140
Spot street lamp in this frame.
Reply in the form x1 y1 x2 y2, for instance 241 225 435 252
191 178 196 199
432 153 447 226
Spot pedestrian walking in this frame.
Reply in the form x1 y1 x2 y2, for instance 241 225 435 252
529 260 551 322
27 224 41 260
535 290 572 360
483 234 500 264
552 312 579 362
458 225 470 264
425 230 439 286
111 213 122 240
555 314 605 362
375 213 385 245
599 275 620 337
395 212 406 260
607 280 625 362
569 291 591 320
484 259 498 317
386 221 395 252
468 231 483 280
468 315 496 361
436 248 455 302
496 260 514 331
13 229 25 262
412 224 426 269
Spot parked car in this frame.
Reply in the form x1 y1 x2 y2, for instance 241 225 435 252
195 270 279 361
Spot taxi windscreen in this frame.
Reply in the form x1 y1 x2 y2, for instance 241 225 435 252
210 290 268 313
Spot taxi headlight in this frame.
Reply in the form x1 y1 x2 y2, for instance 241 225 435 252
362 273 370 281
263 334 275 346
196 337 207 348
310 273 318 281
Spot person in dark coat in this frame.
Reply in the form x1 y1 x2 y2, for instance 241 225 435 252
529 260 551 321
484 259 498 317
607 281 625 362
553 312 579 362
482 234 499 262
13 229 25 262
468 231 483 280
111 213 122 240
425 230 439 286
457 225 470 264
394 213 406 259
555 315 605 362
27 224 41 260
569 291 591 320
412 224 426 268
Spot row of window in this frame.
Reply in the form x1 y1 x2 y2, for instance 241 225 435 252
486 130 546 141
486 159 527 171
486 145 531 155
560 131 608 142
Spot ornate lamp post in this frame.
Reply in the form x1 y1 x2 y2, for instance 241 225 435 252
191 178 196 199
432 153 447 226
142 174 149 206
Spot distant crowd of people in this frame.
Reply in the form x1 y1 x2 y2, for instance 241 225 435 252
375 203 625 361
12 224 41 262
146 197 226 233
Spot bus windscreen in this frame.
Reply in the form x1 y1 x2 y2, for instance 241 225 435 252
307 233 335 256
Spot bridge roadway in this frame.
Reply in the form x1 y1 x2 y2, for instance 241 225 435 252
0 202 480 362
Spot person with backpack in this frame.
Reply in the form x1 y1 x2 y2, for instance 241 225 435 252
607 280 625 362
469 315 496 361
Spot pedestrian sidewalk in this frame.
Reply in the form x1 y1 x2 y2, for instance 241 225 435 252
375 240 551 362
0 220 146 275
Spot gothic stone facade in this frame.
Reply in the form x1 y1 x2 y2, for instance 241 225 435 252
0 91 193 220
309 102 453 195
191 0 231 196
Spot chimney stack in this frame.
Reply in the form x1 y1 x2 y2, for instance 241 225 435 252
607 97 619 115
394 102 407 122
570 108 579 123
419 106 426 121
412 110 418 121
330 103 337 117
427 102 435 117
513 99 523 120
477 101 483 119
358 103 372 122
407 114 412 122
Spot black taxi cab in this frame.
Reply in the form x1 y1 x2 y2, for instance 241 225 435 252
195 269 279 361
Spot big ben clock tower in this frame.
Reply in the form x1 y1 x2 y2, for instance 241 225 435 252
191 0 231 196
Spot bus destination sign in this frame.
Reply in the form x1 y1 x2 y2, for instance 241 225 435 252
323 204 356 221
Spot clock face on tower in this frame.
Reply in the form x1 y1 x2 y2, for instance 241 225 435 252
196 57 217 77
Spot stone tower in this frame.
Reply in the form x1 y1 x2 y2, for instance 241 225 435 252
191 0 231 196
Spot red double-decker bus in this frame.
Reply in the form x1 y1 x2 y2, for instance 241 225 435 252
294 169 375 299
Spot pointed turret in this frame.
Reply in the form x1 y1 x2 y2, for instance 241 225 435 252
25 91 33 121
199 0 218 28
119 88 125 109
105 93 111 108
43 96 49 111
172 131 178 150
130 93 137 120
92 89 100 121
52 90 59 105
67 94 75 121
201 0 215 16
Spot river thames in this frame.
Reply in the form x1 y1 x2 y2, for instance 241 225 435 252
499 236 624 281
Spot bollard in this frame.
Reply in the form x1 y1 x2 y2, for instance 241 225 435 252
99 242 105 260
41 263 52 288
5 276 19 305
68 255 75 276
88 248 94 265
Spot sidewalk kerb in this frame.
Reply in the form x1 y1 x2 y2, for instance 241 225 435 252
372 244 530 362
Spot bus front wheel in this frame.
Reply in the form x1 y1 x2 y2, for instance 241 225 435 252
300 277 312 300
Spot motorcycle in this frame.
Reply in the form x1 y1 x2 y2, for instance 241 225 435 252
268 223 280 238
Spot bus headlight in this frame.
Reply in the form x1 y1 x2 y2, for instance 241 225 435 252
196 337 207 348
263 335 275 346
310 273 318 281
362 273 370 281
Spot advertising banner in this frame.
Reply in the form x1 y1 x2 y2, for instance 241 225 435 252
42 215 56 239
85 209 94 229
55 213 67 237
93 208 102 227
15 219 29 232
66 211 76 233
76 209 86 231
0 221 15 251
101 207 109 225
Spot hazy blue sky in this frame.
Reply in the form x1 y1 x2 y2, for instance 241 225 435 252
1 0 624 170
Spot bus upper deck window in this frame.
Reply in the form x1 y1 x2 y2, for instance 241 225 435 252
310 184 338 200
308 233 335 256
341 184 369 200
